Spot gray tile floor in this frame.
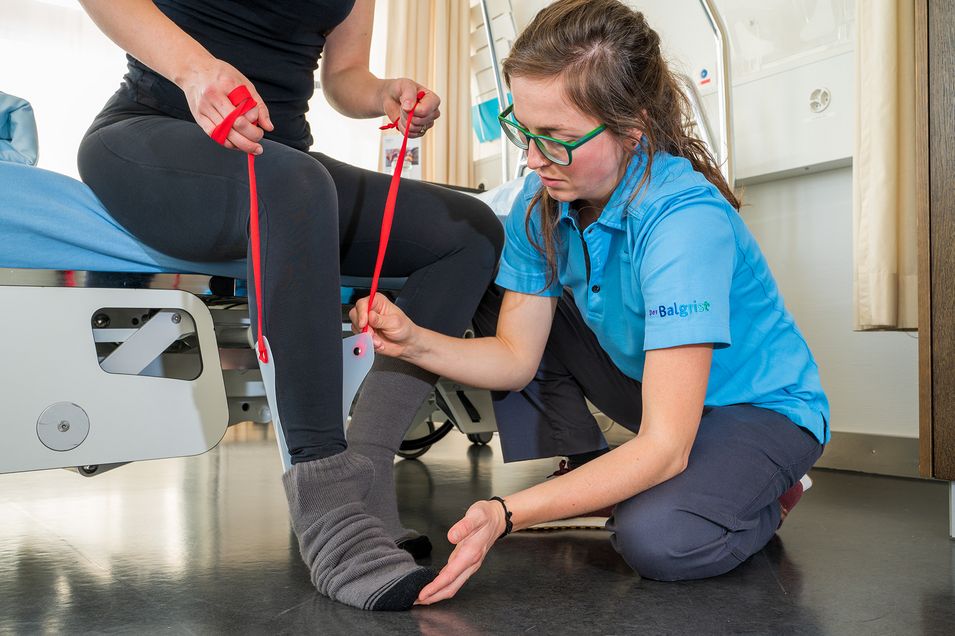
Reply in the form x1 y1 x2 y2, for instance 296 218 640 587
2 423 953 635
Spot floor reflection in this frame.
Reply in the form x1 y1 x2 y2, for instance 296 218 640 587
1 422 953 633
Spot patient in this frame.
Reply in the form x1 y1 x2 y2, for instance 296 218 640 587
76 0 503 611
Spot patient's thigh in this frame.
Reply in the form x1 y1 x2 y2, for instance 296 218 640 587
78 115 332 263
313 152 501 278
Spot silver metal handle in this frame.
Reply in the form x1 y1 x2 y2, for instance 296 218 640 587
699 0 735 188
479 0 510 185
676 73 717 165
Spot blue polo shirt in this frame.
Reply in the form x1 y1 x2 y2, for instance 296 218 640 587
496 152 830 444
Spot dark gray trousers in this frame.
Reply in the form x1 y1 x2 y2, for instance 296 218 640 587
473 286 824 581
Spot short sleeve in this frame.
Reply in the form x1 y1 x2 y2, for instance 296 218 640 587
640 203 735 350
494 183 562 297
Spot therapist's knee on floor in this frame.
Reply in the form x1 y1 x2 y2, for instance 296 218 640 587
610 496 740 581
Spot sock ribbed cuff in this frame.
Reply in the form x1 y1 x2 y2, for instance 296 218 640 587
282 451 372 516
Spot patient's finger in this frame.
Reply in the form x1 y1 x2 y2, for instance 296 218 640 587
208 93 238 127
243 88 273 131
207 96 262 154
410 109 440 128
226 129 263 155
415 91 441 119
195 113 236 150
194 113 217 139
232 115 264 144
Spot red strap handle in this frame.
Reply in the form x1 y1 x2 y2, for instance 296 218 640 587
212 86 268 363
363 90 426 333
212 86 425 355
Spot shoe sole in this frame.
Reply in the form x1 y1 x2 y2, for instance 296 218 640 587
521 516 610 531
800 474 813 491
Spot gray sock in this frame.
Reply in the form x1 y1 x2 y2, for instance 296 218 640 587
347 357 438 544
282 451 436 611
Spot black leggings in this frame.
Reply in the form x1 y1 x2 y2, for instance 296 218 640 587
78 94 503 462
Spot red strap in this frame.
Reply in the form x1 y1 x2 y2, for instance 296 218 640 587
364 90 426 333
211 86 256 144
212 86 268 363
212 86 424 353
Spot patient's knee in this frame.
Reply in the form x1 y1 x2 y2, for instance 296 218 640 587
257 151 337 234
453 197 505 270
478 202 505 261
262 149 335 196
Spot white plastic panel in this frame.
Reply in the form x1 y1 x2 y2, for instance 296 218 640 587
706 49 854 182
717 0 854 80
1 287 228 473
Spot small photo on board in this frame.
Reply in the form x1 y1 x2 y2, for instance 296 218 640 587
380 132 422 180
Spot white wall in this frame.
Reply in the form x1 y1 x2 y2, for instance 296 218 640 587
1 0 388 178
1 0 127 177
742 168 918 437
306 1 390 170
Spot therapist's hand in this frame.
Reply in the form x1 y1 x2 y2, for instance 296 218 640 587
350 293 417 358
178 57 274 154
381 78 440 138
416 499 506 605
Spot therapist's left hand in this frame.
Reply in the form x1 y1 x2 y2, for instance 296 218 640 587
382 78 440 138
416 499 506 605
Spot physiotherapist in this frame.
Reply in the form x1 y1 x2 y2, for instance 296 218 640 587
351 0 830 605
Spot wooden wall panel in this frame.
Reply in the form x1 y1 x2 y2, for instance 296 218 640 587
916 0 931 477
928 0 955 480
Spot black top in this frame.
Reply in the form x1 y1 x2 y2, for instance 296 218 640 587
120 0 356 151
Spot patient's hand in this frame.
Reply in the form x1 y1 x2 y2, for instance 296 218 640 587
350 293 417 358
416 500 505 605
381 78 440 138
179 58 274 155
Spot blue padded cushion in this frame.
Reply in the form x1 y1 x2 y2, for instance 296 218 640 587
0 92 39 166
0 160 245 278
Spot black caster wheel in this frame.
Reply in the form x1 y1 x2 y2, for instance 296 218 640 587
398 419 435 460
467 432 493 445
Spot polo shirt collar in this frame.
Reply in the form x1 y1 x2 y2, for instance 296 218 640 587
556 152 646 231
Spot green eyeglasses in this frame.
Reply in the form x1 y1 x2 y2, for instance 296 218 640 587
498 104 607 166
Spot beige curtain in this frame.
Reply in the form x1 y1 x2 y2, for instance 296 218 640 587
853 0 918 330
384 0 473 187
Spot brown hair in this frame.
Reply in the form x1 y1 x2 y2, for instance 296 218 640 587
501 0 740 286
